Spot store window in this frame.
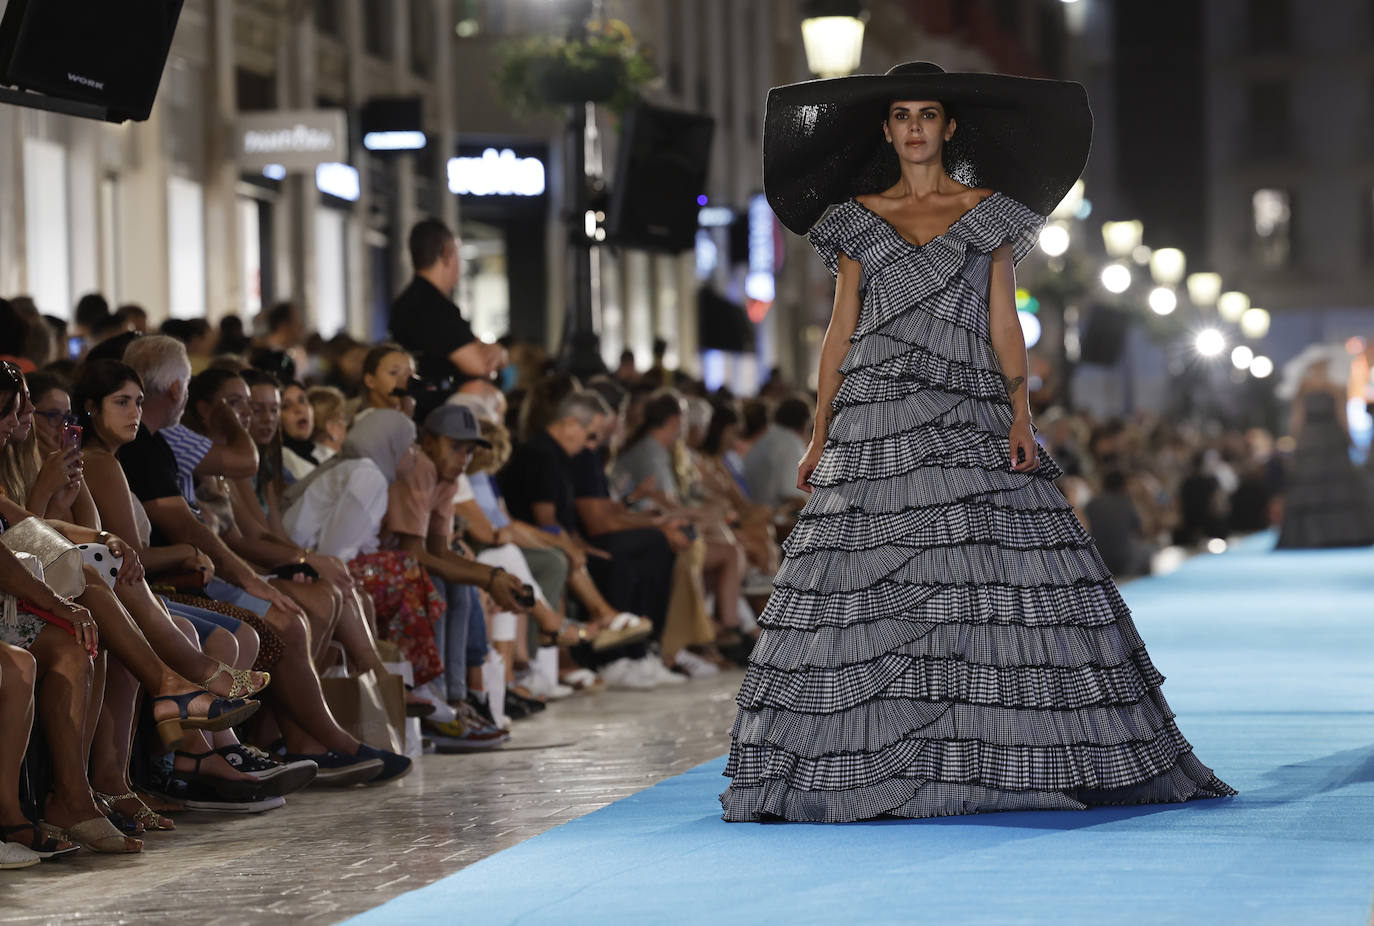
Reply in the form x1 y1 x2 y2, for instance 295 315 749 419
23 137 71 319
167 176 207 318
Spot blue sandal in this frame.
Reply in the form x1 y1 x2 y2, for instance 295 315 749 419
151 691 261 751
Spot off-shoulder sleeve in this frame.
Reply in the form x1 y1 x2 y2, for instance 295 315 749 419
961 193 1046 266
806 201 863 279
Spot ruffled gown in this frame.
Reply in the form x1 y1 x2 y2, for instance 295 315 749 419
719 193 1235 822
1278 390 1374 549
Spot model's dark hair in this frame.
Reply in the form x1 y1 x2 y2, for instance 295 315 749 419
71 360 143 444
702 401 740 456
408 218 454 271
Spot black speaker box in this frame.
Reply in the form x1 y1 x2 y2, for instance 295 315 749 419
0 0 184 122
1078 305 1132 366
606 104 715 253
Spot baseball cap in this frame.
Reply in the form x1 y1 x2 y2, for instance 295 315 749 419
422 403 492 448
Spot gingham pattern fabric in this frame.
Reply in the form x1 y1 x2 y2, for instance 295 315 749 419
719 194 1235 823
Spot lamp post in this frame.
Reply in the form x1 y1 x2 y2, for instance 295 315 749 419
556 0 609 378
801 0 867 78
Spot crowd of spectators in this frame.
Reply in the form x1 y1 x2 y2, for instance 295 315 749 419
0 216 819 867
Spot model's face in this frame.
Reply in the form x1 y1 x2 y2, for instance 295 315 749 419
364 352 415 411
281 385 313 441
248 384 281 446
11 379 34 443
33 388 71 455
92 381 144 447
884 100 952 164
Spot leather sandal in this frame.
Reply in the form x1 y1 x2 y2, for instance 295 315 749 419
537 619 590 648
151 691 261 751
0 822 76 859
200 663 270 699
95 791 175 832
589 613 654 652
39 817 141 854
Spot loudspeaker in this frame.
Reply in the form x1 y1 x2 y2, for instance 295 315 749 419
0 0 184 122
1078 305 1132 365
606 104 715 253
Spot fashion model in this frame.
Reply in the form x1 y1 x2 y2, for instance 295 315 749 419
719 62 1235 823
1276 345 1374 549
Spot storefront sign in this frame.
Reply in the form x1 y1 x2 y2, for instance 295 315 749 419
448 148 546 197
235 110 347 170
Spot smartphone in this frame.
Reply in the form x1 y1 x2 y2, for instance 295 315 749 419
67 336 84 359
60 417 82 450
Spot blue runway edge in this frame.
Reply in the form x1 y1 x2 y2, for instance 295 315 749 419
348 530 1374 925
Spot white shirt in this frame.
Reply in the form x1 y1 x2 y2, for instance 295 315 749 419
743 426 809 508
282 458 387 562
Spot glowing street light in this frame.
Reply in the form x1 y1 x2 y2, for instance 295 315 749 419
1231 345 1254 369
1101 220 1143 259
1149 247 1186 286
1148 287 1177 315
1217 291 1249 323
1100 263 1132 294
1039 224 1071 256
801 1 867 78
1239 307 1270 338
1194 327 1225 357
1250 355 1274 378
1186 272 1222 308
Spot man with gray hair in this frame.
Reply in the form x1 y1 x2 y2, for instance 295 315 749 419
498 388 676 663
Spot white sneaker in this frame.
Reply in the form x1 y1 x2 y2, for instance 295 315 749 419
673 649 720 679
638 655 687 685
602 657 658 690
0 841 40 870
525 672 575 700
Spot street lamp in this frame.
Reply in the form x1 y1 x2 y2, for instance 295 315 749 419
1100 263 1131 293
1186 272 1222 308
1149 247 1186 287
1148 287 1177 315
1038 224 1071 257
1250 355 1274 378
801 1 867 78
1101 220 1143 259
1217 291 1249 323
1240 307 1270 338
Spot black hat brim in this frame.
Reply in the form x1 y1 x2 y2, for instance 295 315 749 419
763 70 1092 235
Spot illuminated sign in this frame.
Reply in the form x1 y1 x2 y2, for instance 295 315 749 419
235 110 347 170
447 148 546 197
364 131 427 151
315 162 360 202
745 193 775 322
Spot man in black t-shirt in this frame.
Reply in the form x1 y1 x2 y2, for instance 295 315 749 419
499 391 675 639
389 219 507 414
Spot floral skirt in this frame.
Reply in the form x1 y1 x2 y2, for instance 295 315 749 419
348 551 445 686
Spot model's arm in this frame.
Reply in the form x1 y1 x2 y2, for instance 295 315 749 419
799 252 863 491
988 243 1038 473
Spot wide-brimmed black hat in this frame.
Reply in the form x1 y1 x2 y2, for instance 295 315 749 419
763 61 1092 235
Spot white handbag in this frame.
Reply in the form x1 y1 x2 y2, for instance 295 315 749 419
0 517 87 626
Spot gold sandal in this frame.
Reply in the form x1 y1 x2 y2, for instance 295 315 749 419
200 663 270 699
94 791 175 832
39 818 141 854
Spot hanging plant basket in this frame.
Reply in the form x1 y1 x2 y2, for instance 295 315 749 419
495 19 658 115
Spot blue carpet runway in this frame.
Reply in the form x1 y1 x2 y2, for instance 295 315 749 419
349 530 1374 925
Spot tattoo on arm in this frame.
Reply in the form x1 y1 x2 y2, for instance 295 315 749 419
1002 374 1025 399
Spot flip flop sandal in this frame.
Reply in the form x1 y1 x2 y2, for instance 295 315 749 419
95 791 175 832
39 818 141 854
0 823 77 859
